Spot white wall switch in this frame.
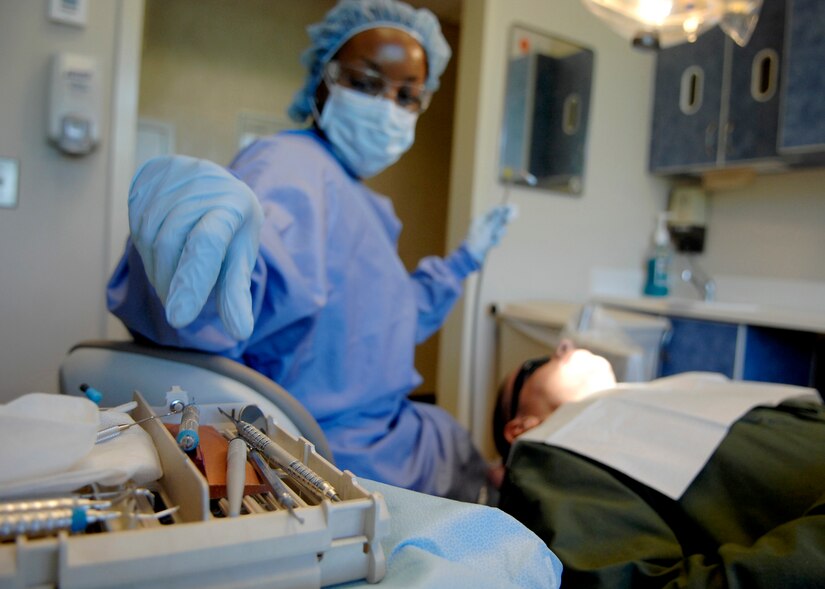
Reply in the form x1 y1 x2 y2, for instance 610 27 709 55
0 157 20 209
48 0 88 28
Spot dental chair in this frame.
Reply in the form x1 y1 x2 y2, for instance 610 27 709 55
58 339 333 462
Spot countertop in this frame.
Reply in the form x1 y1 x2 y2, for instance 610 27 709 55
494 300 673 330
495 297 825 334
594 296 825 334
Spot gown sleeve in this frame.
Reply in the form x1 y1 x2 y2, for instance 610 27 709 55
409 243 480 343
107 137 330 359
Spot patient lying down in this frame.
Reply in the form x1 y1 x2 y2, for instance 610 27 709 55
491 340 616 470
492 345 825 588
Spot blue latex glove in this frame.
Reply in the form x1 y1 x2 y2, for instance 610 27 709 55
128 155 264 340
464 204 518 264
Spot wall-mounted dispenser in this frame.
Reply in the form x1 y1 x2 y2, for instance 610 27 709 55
48 52 101 156
667 184 708 252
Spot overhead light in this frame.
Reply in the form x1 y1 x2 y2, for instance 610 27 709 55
581 0 764 50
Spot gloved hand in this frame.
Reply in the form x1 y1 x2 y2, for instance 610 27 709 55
128 155 264 340
464 204 518 264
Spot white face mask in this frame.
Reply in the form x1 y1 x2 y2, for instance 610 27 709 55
318 84 418 179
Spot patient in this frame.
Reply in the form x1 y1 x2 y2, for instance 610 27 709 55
492 344 825 588
492 339 616 462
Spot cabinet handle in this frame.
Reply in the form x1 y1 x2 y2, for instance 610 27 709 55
705 122 717 156
680 65 704 115
562 93 581 136
751 48 779 103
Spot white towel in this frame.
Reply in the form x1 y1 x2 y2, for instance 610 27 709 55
0 393 162 499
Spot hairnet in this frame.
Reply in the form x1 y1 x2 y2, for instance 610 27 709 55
288 0 452 122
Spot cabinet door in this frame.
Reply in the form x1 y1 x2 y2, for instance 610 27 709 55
649 29 726 173
530 51 593 183
725 0 786 162
779 0 825 153
658 317 738 378
743 326 816 386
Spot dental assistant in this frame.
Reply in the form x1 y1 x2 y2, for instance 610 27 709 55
107 0 515 502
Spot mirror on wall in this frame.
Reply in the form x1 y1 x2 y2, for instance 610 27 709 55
499 25 595 195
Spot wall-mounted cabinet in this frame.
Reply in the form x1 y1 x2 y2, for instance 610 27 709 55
649 0 794 174
778 0 825 157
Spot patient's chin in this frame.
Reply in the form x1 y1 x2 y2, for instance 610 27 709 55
577 370 617 400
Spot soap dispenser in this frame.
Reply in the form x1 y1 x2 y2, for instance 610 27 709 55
643 213 672 297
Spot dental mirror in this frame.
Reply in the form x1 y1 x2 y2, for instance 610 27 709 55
239 404 266 430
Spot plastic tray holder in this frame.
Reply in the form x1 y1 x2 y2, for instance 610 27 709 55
0 393 390 589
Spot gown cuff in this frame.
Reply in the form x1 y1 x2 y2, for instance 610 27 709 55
446 243 482 280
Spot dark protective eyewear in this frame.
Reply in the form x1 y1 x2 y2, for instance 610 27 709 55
509 356 552 421
324 60 432 113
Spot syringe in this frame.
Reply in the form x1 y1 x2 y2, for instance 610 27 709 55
177 404 200 452
219 409 341 502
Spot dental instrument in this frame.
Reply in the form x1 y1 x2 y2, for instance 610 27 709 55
79 383 104 404
242 494 266 515
0 507 121 540
248 448 305 524
500 168 515 205
95 408 182 444
0 496 112 515
467 167 534 446
499 167 537 205
177 403 200 452
0 503 179 540
218 408 341 502
0 486 157 516
225 436 247 518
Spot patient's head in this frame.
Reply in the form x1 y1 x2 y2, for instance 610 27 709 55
492 340 616 458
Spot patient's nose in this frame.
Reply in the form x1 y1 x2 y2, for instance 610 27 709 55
555 339 575 358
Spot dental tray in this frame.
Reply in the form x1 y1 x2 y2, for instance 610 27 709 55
0 393 390 589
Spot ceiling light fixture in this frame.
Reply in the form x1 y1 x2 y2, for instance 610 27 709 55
581 0 764 50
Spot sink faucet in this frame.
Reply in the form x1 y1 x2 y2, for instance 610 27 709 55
680 256 716 301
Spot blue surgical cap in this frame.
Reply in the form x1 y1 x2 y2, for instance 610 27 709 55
287 0 452 122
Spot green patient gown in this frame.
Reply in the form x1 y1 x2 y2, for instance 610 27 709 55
499 399 825 588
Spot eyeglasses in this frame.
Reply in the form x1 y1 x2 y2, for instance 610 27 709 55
324 60 432 114
509 356 551 421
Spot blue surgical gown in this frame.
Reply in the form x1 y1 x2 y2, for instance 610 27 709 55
107 130 487 501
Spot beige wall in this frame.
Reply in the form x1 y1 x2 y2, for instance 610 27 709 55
0 0 127 400
139 0 459 394
703 170 825 281
139 0 335 166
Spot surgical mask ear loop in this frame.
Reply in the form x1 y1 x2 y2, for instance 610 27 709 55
311 62 339 128
309 83 325 127
308 61 334 130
